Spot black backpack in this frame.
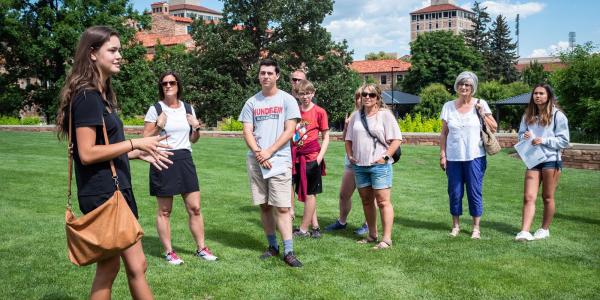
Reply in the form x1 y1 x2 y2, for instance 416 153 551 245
153 101 194 135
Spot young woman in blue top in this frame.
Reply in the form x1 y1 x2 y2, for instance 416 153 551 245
515 84 570 241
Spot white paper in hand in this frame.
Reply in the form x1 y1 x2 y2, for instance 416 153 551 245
514 139 547 169
260 155 288 179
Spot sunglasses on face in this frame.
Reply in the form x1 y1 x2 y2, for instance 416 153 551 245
361 92 377 98
291 78 303 83
161 80 177 87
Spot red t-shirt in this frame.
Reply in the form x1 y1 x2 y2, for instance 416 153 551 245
292 104 329 162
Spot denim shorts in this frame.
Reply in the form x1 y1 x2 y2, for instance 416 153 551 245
530 160 562 171
352 163 393 190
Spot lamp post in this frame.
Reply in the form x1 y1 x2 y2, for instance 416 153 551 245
391 66 402 117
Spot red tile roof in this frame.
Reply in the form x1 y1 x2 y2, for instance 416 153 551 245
350 59 411 74
411 4 472 14
135 32 194 48
169 4 221 15
151 1 166 6
516 62 566 72
169 16 193 23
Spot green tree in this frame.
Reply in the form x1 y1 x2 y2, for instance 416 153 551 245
414 83 452 118
0 0 149 120
487 15 518 83
190 0 359 126
464 1 491 54
521 60 549 87
365 51 396 60
551 43 600 142
476 80 530 130
402 31 482 94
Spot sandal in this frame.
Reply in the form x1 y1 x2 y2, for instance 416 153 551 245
449 227 460 237
357 235 378 244
372 240 392 250
471 229 481 240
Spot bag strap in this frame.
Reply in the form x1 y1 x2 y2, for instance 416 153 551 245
67 91 119 208
474 99 488 132
154 101 194 135
360 110 388 150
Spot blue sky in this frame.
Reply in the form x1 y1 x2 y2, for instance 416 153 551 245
133 0 599 60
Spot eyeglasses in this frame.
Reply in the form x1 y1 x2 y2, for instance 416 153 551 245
361 92 377 98
458 83 472 87
296 92 312 97
161 81 177 87
291 78 303 83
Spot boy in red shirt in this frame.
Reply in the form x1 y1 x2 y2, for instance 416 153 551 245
291 80 330 238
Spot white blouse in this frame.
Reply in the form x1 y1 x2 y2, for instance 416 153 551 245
440 99 491 161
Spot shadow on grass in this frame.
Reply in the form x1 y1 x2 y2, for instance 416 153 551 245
204 228 264 251
396 216 447 232
555 213 600 226
142 235 192 258
40 292 77 300
481 220 520 235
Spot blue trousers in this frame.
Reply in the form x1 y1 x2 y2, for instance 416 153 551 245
446 156 487 217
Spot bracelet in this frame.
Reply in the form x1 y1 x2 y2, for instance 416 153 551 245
129 139 134 151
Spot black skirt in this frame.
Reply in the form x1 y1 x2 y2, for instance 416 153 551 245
149 149 199 197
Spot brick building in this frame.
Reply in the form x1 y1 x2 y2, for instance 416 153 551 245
350 59 411 91
135 0 223 59
410 0 474 42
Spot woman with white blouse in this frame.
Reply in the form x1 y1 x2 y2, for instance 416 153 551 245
439 71 497 239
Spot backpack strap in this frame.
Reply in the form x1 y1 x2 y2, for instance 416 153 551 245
154 101 194 135
153 102 163 116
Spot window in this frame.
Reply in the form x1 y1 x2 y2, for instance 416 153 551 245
448 21 452 27
420 14 424 20
425 14 429 20
429 23 432 29
436 22 439 29
443 11 448 18
396 74 403 82
451 11 457 17
438 12 442 19
416 24 420 30
187 26 192 33
412 15 417 21
381 75 387 85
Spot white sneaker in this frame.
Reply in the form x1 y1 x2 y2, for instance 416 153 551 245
195 247 218 261
515 231 534 241
165 251 184 265
533 228 550 240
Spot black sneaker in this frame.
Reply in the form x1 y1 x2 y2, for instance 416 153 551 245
293 228 310 238
259 245 279 259
311 227 322 239
283 251 303 267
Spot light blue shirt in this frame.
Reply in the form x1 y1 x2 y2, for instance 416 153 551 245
518 107 570 162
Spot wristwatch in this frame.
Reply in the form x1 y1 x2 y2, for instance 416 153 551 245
383 154 390 162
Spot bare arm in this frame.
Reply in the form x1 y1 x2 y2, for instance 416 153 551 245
483 114 498 133
76 126 169 166
316 130 330 164
345 140 356 164
439 120 449 170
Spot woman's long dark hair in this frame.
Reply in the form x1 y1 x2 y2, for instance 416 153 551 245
524 83 559 126
56 26 119 139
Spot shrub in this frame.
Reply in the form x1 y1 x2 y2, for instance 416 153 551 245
398 113 442 133
217 117 243 131
0 116 20 125
122 117 145 126
20 117 40 125
415 83 452 118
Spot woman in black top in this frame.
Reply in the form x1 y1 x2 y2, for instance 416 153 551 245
56 26 171 300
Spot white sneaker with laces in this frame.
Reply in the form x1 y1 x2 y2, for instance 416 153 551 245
196 247 218 261
533 228 550 240
515 231 534 241
165 251 184 265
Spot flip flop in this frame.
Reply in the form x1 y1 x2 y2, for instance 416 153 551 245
357 235 378 244
372 240 392 250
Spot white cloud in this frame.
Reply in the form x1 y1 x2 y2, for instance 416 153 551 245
324 0 424 60
480 1 545 19
529 41 570 57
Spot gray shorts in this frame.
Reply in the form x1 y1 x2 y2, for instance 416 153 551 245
246 156 292 207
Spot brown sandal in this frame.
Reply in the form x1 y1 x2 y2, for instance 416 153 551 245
372 240 392 250
357 235 378 244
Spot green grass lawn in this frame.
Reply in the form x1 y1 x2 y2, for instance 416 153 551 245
1 131 599 299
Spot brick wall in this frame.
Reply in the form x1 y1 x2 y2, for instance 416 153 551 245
2 126 599 170
150 14 188 35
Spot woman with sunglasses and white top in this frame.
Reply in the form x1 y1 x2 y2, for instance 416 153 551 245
144 71 217 265
345 84 402 249
440 71 497 239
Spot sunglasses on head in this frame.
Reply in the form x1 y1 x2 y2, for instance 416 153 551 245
161 80 177 87
361 92 377 98
291 78 303 82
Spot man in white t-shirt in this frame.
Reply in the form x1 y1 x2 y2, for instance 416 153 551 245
238 59 302 267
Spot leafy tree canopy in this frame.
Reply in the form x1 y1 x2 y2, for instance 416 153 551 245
365 51 397 60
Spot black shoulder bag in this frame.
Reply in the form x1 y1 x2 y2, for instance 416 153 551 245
359 110 401 163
